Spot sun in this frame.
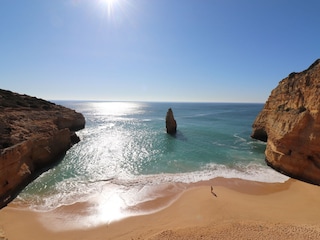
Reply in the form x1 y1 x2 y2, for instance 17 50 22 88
101 0 119 16
97 0 129 23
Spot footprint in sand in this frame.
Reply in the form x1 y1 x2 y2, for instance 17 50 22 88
0 228 8 240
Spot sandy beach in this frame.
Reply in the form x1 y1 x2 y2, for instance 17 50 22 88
1 178 320 240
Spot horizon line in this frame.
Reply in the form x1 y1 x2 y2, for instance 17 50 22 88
51 99 265 104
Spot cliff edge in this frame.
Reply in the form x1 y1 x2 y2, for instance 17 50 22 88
0 89 85 208
251 59 320 185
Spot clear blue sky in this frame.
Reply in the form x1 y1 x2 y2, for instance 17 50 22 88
1 0 320 102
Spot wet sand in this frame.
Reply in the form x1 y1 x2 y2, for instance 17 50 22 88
1 178 320 239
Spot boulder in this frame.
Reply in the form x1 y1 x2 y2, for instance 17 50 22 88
0 89 85 208
166 108 177 134
251 59 320 185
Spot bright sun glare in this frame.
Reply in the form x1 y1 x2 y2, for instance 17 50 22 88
101 0 119 16
97 0 130 23
104 0 117 7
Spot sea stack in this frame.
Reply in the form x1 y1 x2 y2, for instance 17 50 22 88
0 89 85 208
251 59 320 185
166 108 177 135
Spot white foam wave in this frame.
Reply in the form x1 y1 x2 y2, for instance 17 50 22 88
112 162 289 186
233 133 247 143
17 162 289 230
20 162 288 210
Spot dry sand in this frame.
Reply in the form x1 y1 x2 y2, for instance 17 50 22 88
1 178 320 239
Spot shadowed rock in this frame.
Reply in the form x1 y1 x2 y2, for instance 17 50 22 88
166 108 177 135
251 59 320 185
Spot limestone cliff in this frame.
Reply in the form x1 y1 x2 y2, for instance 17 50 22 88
0 89 85 208
166 108 177 135
251 59 320 185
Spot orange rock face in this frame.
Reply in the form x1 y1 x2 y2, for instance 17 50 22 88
0 89 85 208
251 59 320 185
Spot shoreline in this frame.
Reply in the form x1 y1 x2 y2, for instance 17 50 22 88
1 177 320 239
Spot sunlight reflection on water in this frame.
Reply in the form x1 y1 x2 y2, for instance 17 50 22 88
43 181 184 231
17 102 290 230
90 101 144 117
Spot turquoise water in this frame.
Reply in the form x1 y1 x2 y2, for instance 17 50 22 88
16 102 288 228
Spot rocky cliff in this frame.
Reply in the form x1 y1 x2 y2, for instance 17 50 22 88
251 59 320 185
0 89 85 208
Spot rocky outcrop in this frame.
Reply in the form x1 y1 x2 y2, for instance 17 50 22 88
251 59 320 185
166 108 177 134
0 89 85 208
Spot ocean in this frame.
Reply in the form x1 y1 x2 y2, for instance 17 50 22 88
15 101 288 229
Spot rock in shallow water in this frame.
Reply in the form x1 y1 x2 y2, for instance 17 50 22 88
166 108 177 135
251 59 320 185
